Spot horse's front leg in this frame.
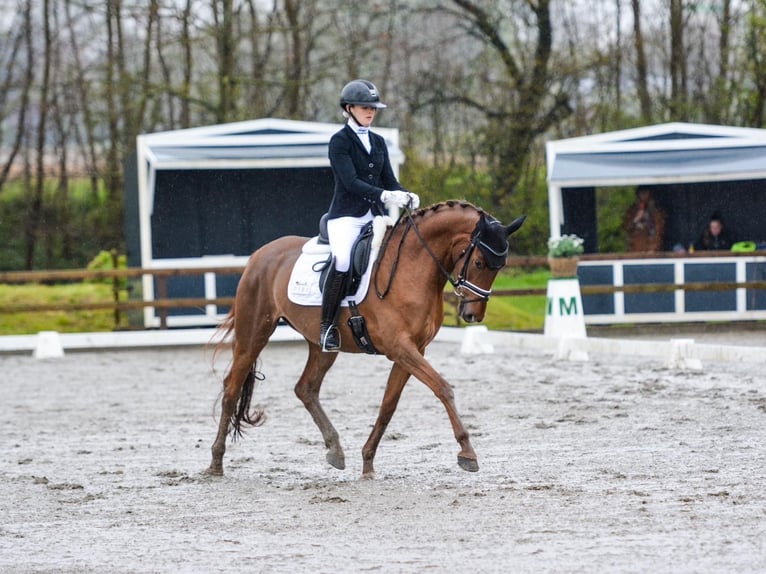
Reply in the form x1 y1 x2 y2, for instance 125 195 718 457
393 345 479 473
294 343 344 469
361 362 412 479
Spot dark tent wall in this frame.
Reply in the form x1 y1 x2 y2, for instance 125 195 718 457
560 187 597 252
560 179 766 253
656 179 766 250
150 167 333 259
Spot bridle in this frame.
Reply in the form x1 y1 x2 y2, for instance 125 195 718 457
374 208 507 303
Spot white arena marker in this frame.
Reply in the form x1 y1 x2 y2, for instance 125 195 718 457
554 337 589 362
33 331 65 359
544 276 588 361
666 338 702 371
544 277 587 339
460 325 494 355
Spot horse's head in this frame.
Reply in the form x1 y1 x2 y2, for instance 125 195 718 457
454 212 526 323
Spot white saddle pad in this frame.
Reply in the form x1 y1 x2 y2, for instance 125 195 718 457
287 216 391 307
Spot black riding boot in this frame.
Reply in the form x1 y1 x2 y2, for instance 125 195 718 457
319 264 347 352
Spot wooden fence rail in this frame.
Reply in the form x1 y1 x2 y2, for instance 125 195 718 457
0 266 244 329
2 258 766 330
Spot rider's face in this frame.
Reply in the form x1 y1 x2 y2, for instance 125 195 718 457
348 105 377 127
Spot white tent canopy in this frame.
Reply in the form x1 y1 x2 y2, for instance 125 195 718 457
546 122 766 238
136 117 403 217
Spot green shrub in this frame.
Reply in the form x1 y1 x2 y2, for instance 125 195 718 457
0 178 123 271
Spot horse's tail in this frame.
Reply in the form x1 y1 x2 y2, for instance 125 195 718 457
210 306 266 439
229 366 265 439
211 307 236 363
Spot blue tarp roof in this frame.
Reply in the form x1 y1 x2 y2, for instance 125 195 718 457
547 122 766 186
139 118 404 168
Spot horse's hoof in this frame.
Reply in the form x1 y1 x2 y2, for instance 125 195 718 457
457 456 479 472
360 471 376 480
326 451 345 470
203 465 224 477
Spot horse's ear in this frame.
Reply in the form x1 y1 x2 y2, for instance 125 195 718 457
506 215 526 236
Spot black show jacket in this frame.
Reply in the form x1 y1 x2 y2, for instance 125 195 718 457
327 124 406 219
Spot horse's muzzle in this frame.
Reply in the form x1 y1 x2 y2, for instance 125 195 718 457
458 300 486 324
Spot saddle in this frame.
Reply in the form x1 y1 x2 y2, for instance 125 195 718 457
315 214 374 298
313 213 379 354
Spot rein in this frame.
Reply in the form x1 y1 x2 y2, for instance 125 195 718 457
373 208 495 303
373 215 412 299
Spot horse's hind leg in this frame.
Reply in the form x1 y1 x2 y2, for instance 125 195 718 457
361 362 411 479
294 343 343 469
205 340 260 476
206 321 275 476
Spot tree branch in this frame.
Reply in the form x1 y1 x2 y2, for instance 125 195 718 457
450 0 522 81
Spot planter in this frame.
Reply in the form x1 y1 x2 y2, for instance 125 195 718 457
548 256 579 278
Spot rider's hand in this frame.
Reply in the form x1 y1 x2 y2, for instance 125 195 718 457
404 192 420 209
380 190 410 208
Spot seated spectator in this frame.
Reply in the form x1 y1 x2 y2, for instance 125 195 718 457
694 212 732 251
623 187 665 252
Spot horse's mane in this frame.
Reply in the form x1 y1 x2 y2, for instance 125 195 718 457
411 200 486 221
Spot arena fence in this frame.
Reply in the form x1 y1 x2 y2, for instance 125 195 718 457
2 254 766 330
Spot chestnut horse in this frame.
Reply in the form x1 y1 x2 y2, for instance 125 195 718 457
207 200 525 478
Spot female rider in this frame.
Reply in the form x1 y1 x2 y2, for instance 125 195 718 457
320 79 419 352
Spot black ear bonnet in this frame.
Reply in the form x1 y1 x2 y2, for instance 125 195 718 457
473 215 509 270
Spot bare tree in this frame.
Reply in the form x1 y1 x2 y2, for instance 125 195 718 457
743 0 766 126
668 0 688 119
63 0 100 197
104 0 122 204
9 0 766 269
0 3 34 191
442 0 572 207
712 0 734 123
241 0 279 117
25 0 53 269
212 0 237 122
632 0 653 123
179 0 195 128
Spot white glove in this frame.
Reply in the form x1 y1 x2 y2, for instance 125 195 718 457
380 190 410 208
404 192 420 209
381 190 419 209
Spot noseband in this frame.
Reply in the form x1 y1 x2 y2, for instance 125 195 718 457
375 209 507 303
450 219 508 303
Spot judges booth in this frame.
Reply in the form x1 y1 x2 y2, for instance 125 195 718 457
546 123 766 324
124 118 404 328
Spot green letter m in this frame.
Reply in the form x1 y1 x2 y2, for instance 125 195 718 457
559 297 578 316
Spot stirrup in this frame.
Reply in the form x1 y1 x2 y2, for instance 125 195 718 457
320 324 340 352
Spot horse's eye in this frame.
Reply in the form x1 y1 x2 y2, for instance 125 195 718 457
474 259 484 270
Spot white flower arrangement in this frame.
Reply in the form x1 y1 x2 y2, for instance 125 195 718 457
547 234 584 258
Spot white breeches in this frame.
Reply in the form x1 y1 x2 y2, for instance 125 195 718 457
326 211 374 272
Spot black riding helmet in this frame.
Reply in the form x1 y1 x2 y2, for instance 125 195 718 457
339 80 387 110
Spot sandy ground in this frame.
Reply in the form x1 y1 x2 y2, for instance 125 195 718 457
2 337 766 573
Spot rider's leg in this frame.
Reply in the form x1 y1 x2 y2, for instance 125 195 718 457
319 260 347 352
321 213 372 352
